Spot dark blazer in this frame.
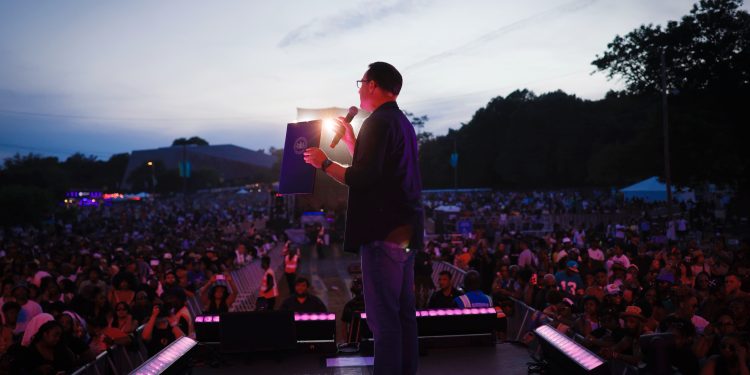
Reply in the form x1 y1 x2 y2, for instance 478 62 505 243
343 101 424 253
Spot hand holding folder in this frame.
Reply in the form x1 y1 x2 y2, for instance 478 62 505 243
278 120 322 194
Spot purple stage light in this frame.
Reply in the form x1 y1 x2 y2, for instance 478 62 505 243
131 336 197 374
359 308 499 320
295 313 336 321
535 325 605 371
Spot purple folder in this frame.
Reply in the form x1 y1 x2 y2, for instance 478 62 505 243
279 120 322 194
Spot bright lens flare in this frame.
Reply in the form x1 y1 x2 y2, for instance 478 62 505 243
323 118 336 132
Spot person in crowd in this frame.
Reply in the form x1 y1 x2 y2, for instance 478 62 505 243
142 304 184 356
555 260 584 297
234 243 252 268
87 289 112 327
724 274 748 302
163 289 194 339
108 272 136 306
0 302 20 354
492 264 517 298
131 290 152 324
201 273 238 314
78 268 108 299
16 320 75 375
280 277 327 312
587 242 605 269
454 271 492 308
606 245 631 273
700 333 750 375
414 247 435 308
341 277 366 342
599 306 645 365
12 284 43 336
256 256 278 311
57 311 93 364
674 293 710 335
110 301 137 335
576 295 601 338
283 245 300 293
427 271 462 309
531 274 558 310
517 241 538 271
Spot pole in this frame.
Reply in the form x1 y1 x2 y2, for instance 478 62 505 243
660 49 673 219
453 140 458 191
182 144 187 197
150 165 155 194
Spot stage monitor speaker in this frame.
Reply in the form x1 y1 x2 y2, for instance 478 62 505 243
219 310 297 353
195 315 220 342
294 312 336 343
360 308 497 341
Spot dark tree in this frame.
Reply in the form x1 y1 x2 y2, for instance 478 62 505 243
592 0 750 94
403 111 433 146
172 136 209 146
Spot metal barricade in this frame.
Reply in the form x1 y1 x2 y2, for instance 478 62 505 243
430 261 466 291
226 242 284 312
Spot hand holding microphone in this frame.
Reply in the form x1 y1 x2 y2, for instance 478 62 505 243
330 106 358 148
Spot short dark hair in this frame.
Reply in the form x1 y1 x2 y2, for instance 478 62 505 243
366 62 402 96
295 277 310 287
438 271 452 279
463 270 481 291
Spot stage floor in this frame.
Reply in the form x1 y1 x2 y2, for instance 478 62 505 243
192 342 531 375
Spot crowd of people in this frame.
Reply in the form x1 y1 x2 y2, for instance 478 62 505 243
419 189 747 374
0 186 746 374
0 192 279 374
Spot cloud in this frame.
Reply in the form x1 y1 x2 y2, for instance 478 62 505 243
407 0 599 69
278 0 426 48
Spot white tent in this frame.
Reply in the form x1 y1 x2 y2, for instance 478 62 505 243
620 176 673 202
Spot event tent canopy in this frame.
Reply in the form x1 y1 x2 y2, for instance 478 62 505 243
620 176 673 202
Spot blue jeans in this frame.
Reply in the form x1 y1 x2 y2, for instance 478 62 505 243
361 241 418 375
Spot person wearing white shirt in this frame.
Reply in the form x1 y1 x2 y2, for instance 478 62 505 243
517 242 538 270
606 245 630 272
12 285 43 335
588 246 605 263
677 295 709 335
573 229 586 249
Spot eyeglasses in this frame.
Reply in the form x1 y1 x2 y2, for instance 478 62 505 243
356 79 372 88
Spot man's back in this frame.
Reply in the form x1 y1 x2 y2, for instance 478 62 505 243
454 290 492 308
344 101 423 253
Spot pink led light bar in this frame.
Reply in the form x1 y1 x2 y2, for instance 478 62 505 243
195 315 220 323
360 308 497 320
535 325 604 370
294 313 336 321
132 336 197 374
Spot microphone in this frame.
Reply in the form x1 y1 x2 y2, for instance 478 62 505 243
330 106 358 148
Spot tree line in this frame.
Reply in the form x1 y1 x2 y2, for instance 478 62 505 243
419 0 749 192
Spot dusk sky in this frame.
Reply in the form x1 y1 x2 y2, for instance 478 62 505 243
2 0 744 161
